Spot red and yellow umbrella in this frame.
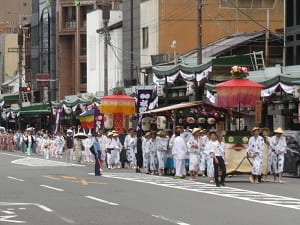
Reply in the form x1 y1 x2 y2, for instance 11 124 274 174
100 94 136 115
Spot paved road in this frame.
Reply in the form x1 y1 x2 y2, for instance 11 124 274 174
1 151 300 225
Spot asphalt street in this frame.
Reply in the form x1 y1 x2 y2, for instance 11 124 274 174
1 151 300 225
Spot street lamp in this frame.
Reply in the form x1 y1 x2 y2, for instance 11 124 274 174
171 40 177 65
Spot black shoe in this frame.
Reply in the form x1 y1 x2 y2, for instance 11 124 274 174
216 183 221 187
95 174 101 176
220 183 225 187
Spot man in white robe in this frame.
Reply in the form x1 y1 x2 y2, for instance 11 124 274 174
172 130 187 178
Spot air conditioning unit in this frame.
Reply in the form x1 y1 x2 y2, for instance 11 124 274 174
293 85 300 98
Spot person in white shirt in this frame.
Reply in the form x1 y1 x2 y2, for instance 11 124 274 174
148 131 158 175
172 130 188 179
112 132 122 168
268 127 287 183
82 132 94 162
55 132 65 159
211 132 226 187
247 127 265 184
204 130 218 183
106 132 116 169
42 134 51 160
124 128 137 168
187 128 201 180
97 129 107 169
199 130 208 177
142 132 151 174
156 130 169 176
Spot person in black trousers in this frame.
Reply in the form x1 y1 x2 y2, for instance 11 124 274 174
93 137 102 176
212 132 226 187
135 133 143 173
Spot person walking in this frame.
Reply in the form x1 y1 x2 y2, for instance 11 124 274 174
268 127 287 183
73 136 83 163
93 136 102 176
205 130 218 183
64 129 74 165
149 131 158 175
156 131 169 176
55 132 64 159
97 129 107 169
42 134 51 160
142 132 151 174
247 127 265 184
24 128 35 156
172 129 188 179
187 128 201 180
211 132 226 187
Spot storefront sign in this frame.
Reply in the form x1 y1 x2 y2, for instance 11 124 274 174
136 89 153 133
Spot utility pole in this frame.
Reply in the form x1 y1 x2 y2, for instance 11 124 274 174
18 25 23 106
130 0 134 82
265 9 270 67
197 0 203 65
102 2 110 96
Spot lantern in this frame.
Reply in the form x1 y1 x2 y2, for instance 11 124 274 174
104 114 113 129
207 117 216 125
157 116 167 129
187 117 195 124
142 117 151 131
198 117 206 124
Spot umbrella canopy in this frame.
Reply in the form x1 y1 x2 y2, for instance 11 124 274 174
216 79 265 108
100 94 136 115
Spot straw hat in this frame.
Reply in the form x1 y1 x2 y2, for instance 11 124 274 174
251 127 262 134
113 133 119 137
157 130 166 136
67 129 73 133
208 130 217 136
127 127 134 132
175 125 183 129
144 132 151 137
192 128 201 135
274 127 284 134
107 132 114 137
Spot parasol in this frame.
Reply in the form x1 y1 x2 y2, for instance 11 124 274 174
216 78 265 108
100 94 136 115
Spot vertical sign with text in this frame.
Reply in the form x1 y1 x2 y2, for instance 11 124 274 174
136 89 153 133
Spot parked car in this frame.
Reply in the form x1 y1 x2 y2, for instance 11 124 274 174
283 130 300 177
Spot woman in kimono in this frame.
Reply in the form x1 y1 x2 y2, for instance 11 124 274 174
142 132 151 174
247 127 265 184
269 128 287 183
199 130 208 177
204 130 217 183
149 131 158 175
42 134 52 160
73 137 83 163
156 130 169 176
187 128 201 180
49 135 57 158
112 132 122 168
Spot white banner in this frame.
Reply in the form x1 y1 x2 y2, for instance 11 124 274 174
261 82 293 97
206 90 216 104
196 66 212 85
153 73 166 86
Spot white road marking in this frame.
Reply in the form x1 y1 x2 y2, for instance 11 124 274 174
11 157 85 167
152 215 190 225
7 176 24 182
103 173 300 211
1 210 15 215
85 196 119 206
18 208 26 210
40 185 64 192
0 202 53 213
0 215 26 223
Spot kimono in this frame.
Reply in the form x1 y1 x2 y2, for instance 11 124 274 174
156 136 169 169
49 139 57 157
82 137 94 162
97 135 108 162
113 137 122 166
247 136 265 175
55 135 64 158
204 140 218 178
42 138 52 160
73 138 83 163
6 133 14 152
125 135 137 167
149 138 158 171
172 136 187 177
142 137 150 171
187 136 200 172
199 135 208 172
269 135 287 174
106 137 116 166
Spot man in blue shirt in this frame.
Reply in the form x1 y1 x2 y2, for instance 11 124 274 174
93 137 102 176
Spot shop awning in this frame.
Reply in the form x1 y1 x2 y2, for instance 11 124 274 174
20 110 50 115
20 103 51 115
0 93 19 102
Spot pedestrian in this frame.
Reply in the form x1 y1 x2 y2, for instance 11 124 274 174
172 129 188 179
24 128 35 156
42 134 51 160
268 127 287 183
112 132 122 168
156 130 169 176
64 129 74 165
247 127 265 184
149 131 158 175
97 129 107 170
73 136 83 163
142 132 151 174
124 128 137 168
212 132 226 187
106 132 115 169
204 130 217 183
135 133 144 173
93 136 102 176
82 132 94 163
187 128 201 180
199 129 208 177
55 132 64 159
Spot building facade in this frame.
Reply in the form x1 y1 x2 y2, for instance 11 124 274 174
285 0 300 65
140 0 284 69
87 9 122 95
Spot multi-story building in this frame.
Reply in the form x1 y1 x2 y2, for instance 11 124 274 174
56 0 122 99
285 0 300 65
140 0 284 70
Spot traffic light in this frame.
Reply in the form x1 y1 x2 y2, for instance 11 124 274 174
25 85 31 92
45 114 50 119
74 0 80 6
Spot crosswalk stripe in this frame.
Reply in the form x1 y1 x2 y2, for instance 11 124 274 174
102 173 300 211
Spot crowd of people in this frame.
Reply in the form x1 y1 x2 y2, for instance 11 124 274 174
0 125 287 186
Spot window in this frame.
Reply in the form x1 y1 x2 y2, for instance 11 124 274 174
296 46 300 65
286 0 294 27
142 27 149 49
286 46 294 66
80 63 87 84
80 35 86 56
220 0 274 9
